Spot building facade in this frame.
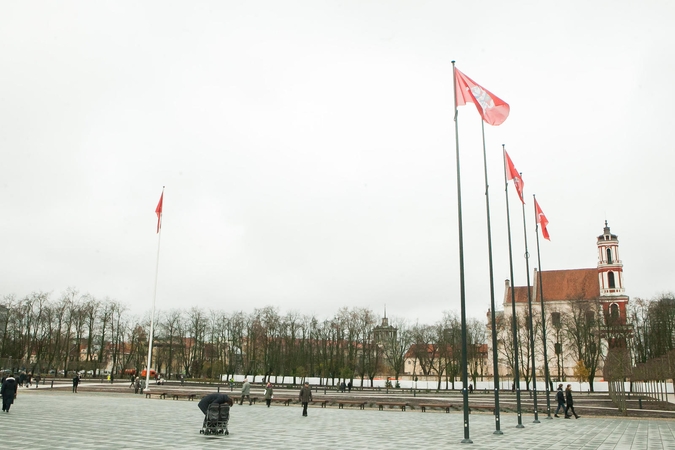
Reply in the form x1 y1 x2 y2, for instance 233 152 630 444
487 222 630 383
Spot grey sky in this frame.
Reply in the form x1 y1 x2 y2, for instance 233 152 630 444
1 1 672 325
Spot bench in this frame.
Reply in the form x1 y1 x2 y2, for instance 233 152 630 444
235 395 258 405
376 402 408 411
270 398 293 406
311 400 329 408
338 400 367 410
238 396 259 405
419 403 454 413
145 392 167 399
469 405 495 414
172 393 197 401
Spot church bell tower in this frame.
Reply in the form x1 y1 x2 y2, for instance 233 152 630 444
597 221 628 328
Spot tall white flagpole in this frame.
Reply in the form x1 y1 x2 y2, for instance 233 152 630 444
145 186 164 391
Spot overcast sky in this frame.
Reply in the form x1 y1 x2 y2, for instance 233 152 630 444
1 1 672 325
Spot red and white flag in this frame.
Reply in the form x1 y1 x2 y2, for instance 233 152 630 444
155 192 163 233
504 150 524 204
455 67 510 126
534 198 550 241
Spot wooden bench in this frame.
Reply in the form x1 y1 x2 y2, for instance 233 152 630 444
238 396 259 405
172 393 197 401
376 402 408 411
270 398 293 406
235 395 258 405
419 403 454 413
338 400 367 410
145 392 167 399
469 405 495 414
311 400 329 408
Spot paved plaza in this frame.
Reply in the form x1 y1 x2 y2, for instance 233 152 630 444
1 388 674 449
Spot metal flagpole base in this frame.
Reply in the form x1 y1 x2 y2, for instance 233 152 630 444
461 439 473 444
516 424 524 428
545 416 553 420
493 430 503 435
533 419 540 424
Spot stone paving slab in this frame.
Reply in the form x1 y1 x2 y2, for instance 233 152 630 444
0 389 674 449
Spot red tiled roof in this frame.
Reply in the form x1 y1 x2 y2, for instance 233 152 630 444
535 268 600 302
504 286 533 304
505 268 600 305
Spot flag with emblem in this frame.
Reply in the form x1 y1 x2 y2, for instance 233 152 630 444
534 198 550 240
455 68 510 126
504 150 524 204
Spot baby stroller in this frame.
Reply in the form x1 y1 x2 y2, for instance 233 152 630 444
200 403 229 436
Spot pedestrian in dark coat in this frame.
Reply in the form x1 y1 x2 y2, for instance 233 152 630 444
564 384 579 419
198 393 233 415
264 382 273 407
1 374 18 412
299 382 312 417
554 384 566 417
72 375 80 393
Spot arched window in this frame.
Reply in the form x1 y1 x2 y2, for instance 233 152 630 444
610 303 620 320
606 248 612 264
608 272 616 289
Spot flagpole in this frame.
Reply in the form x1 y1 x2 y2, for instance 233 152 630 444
145 186 164 391
503 145 524 428
520 181 540 423
534 194 553 419
452 60 472 444
481 120 502 435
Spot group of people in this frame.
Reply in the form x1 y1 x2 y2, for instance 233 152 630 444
202 379 314 418
555 383 580 419
338 380 352 392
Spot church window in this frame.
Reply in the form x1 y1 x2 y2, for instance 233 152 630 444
610 303 620 320
608 272 616 288
551 312 561 327
606 248 612 264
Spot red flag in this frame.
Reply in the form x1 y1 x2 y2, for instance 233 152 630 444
534 198 550 241
504 150 524 204
455 67 510 126
155 192 163 233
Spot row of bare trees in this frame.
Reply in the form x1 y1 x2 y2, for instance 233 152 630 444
2 290 672 388
1 290 480 385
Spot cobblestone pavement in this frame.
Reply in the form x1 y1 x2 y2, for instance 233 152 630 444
1 388 674 449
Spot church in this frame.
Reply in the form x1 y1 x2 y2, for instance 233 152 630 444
488 221 630 383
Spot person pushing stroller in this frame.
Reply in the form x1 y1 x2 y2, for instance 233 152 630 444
198 393 233 436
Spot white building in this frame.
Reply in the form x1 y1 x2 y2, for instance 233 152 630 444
487 222 630 384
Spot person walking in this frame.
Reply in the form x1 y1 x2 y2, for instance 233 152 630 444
264 382 273 407
72 374 80 393
564 384 580 419
299 382 312 417
1 374 18 412
554 384 566 417
240 378 252 405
